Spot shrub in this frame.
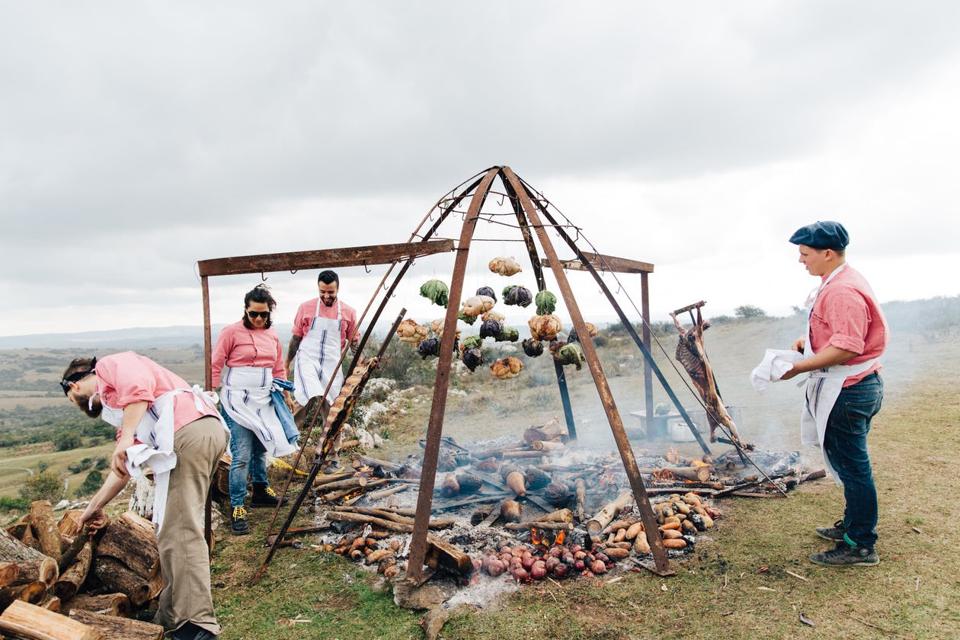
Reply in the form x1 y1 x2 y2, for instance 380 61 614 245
78 470 103 497
19 471 63 503
734 305 767 319
54 430 83 451
0 496 28 511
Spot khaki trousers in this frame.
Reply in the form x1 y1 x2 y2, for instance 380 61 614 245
155 416 228 635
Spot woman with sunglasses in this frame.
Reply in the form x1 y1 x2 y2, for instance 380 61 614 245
211 284 298 535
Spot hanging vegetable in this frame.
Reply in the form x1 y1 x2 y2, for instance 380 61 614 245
481 310 505 323
488 257 522 277
502 285 533 308
528 314 562 341
397 319 429 345
490 356 523 379
462 335 483 350
458 311 478 325
535 290 557 315
429 319 460 341
476 286 497 302
417 337 440 359
495 327 519 342
568 322 598 343
479 319 503 340
419 279 449 307
522 338 544 357
554 343 585 370
461 295 495 318
461 347 484 372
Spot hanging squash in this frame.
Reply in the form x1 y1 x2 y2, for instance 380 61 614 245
490 356 523 379
553 342 585 370
479 319 503 340
419 279 449 307
461 295 495 318
535 290 557 315
528 314 562 341
495 327 519 342
397 319 429 345
476 286 497 302
522 338 544 357
488 257 522 277
502 285 533 308
568 322 598 343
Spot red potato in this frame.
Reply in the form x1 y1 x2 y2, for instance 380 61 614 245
552 563 569 578
562 553 575 565
512 567 529 582
548 546 564 558
531 561 547 580
581 570 594 578
545 556 560 572
574 550 587 561
521 555 535 570
590 560 607 574
574 560 585 571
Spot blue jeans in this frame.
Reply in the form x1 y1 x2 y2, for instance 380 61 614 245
226 417 268 508
823 372 884 548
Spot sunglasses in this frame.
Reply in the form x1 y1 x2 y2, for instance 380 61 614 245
60 357 97 396
247 310 271 319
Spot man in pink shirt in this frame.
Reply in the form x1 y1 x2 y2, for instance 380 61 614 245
287 270 360 429
782 221 888 567
61 353 226 640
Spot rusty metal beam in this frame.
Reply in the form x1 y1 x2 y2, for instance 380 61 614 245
641 272 654 439
544 252 654 275
406 168 499 583
505 167 673 576
197 239 454 277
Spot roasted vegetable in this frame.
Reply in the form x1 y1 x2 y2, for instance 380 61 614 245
535 290 557 315
440 474 460 497
544 482 571 507
489 256 522 276
663 538 687 549
479 319 503 339
490 356 523 379
481 310 505 323
419 279 449 306
397 319 429 345
521 338 544 357
524 467 551 490
505 470 526 496
417 337 440 359
458 311 478 325
502 285 533 307
554 343 585 370
461 295 495 318
456 473 483 494
461 347 483 372
429 319 460 341
476 286 497 302
529 314 562 341
495 327 519 342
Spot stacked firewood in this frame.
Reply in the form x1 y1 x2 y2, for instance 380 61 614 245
330 532 404 579
0 501 165 639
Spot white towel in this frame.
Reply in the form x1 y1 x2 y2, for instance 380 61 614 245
750 349 804 392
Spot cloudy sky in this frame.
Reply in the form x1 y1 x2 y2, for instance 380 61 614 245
2 1 958 338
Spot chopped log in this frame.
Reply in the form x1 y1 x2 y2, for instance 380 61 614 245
311 471 355 488
95 513 159 580
639 466 712 482
0 582 47 610
500 451 543 460
501 500 522 523
0 563 19 589
0 529 58 586
325 512 411 533
364 485 408 501
91 558 160 608
5 517 32 542
68 609 164 640
454 473 482 494
21 524 40 551
586 491 634 538
531 440 565 452
539 509 573 524
574 479 586 522
56 512 84 541
53 542 93 601
522 417 567 443
39 595 60 612
800 469 827 483
503 522 573 531
322 479 388 501
29 502 62 565
0 600 102 640
424 535 472 577
353 455 404 474
61 594 129 618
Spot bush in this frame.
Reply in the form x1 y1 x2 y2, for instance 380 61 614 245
54 430 83 451
0 496 28 511
78 470 103 497
19 472 63 503
734 305 767 319
94 457 109 471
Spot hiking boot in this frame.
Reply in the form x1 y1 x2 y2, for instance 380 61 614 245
172 622 217 640
231 506 250 536
250 484 287 508
816 519 846 542
809 541 879 567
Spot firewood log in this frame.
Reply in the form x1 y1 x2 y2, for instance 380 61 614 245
91 558 161 608
0 581 47 610
531 440 565 452
61 593 130 618
539 509 573 524
56 512 85 541
53 542 93 602
574 479 586 522
95 513 159 580
0 529 59 586
29 502 62 565
39 595 60 612
586 492 634 538
5 517 32 542
454 473 482 495
0 600 101 640
68 609 164 640
424 535 473 577
0 563 19 589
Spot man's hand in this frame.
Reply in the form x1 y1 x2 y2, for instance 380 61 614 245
111 432 134 478
81 507 109 533
792 337 806 353
284 390 298 414
781 366 800 381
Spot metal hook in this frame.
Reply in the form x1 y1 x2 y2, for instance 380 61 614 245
363 262 371 274
290 269 298 275
261 272 268 282
497 193 506 206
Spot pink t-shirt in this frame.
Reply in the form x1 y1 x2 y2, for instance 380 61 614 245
809 265 889 387
292 298 358 349
95 352 218 432
210 321 285 387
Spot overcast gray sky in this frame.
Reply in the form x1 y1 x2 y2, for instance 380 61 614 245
1 1 958 337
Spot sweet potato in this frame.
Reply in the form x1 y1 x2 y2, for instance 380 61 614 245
663 538 687 549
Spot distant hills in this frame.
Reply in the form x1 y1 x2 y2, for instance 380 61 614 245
0 324 294 349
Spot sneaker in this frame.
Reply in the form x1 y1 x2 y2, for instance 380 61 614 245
815 519 846 542
809 541 879 567
250 484 287 508
171 622 217 640
231 506 250 536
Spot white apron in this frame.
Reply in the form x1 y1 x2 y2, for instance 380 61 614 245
99 386 226 531
220 366 297 457
292 299 344 406
799 265 879 485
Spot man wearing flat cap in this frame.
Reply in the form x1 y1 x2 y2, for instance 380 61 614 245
782 221 888 566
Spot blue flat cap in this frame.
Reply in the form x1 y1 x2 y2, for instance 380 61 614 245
789 221 849 250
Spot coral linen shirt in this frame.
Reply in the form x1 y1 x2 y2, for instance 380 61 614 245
809 265 889 387
95 352 218 432
210 321 286 388
291 298 358 349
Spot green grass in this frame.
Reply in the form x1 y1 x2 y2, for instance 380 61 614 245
0 440 113 501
